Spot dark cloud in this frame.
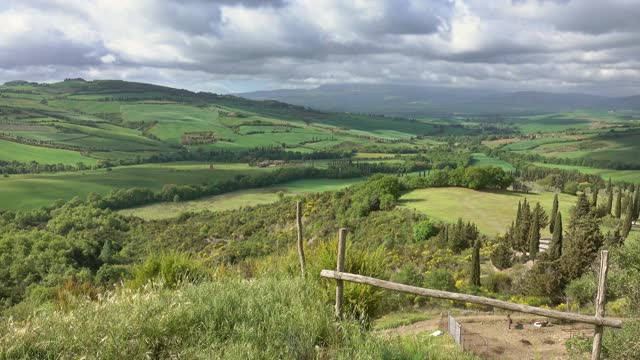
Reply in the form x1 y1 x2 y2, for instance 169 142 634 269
0 0 638 96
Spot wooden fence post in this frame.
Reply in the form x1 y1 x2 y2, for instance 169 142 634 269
591 250 609 360
335 228 347 318
296 201 305 277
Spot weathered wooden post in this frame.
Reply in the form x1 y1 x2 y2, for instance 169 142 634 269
296 201 305 277
592 250 609 360
335 228 347 318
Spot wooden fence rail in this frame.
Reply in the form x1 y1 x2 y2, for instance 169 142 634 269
320 270 622 328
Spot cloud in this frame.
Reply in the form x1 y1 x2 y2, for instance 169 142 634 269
0 0 638 95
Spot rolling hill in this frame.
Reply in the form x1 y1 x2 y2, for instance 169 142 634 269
0 79 460 165
241 84 640 116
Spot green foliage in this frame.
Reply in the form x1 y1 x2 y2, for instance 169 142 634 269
614 190 622 218
563 181 578 195
129 252 211 289
484 272 513 294
524 260 565 301
2 277 466 359
490 241 513 270
424 269 456 292
470 239 481 287
566 273 597 306
309 240 387 323
548 212 563 260
413 220 437 242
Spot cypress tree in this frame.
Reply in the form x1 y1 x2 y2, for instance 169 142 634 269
606 178 613 214
633 189 640 223
549 212 563 260
550 193 559 233
528 214 540 261
471 238 481 287
622 201 633 239
570 193 591 228
99 238 113 264
592 185 598 208
615 190 622 218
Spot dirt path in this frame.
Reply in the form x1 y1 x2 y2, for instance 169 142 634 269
380 313 593 359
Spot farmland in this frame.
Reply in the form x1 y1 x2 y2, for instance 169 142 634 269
119 178 364 220
0 162 275 210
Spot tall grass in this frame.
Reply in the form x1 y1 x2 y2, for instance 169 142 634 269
0 277 476 359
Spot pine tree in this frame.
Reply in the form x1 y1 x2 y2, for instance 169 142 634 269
622 201 633 239
615 190 622 218
563 214 604 280
470 238 481 287
570 193 591 228
606 178 614 214
528 214 540 261
549 212 563 260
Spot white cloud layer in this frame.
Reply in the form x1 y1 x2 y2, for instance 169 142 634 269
0 0 638 95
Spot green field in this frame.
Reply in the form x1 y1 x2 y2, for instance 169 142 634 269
0 162 274 210
470 153 515 171
399 187 575 236
513 110 630 134
531 162 640 183
2 79 446 165
119 178 364 220
0 139 96 165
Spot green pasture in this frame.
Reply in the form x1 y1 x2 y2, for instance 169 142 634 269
502 137 574 151
0 139 95 165
119 178 364 220
0 162 274 210
399 187 575 236
531 162 640 183
470 153 515 171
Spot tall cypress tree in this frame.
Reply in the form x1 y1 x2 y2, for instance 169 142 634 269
633 189 640 223
528 214 540 261
550 193 559 233
549 212 563 260
470 238 481 287
592 185 598 208
615 190 622 219
606 178 613 214
622 201 633 239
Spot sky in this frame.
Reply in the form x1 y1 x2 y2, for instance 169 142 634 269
0 0 639 95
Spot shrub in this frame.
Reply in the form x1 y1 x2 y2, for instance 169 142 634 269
490 241 513 270
423 269 456 292
563 181 578 195
413 220 437 242
484 272 513 294
566 274 597 306
128 252 210 289
308 240 388 323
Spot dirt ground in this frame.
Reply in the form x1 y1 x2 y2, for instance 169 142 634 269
381 313 593 360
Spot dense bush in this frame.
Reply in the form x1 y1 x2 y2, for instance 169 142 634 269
423 269 456 292
413 220 437 242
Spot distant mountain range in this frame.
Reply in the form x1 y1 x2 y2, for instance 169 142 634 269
241 84 640 116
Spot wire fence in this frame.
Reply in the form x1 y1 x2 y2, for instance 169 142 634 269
447 313 490 357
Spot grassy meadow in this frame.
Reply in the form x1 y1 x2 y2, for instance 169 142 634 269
0 162 274 210
531 162 640 183
399 187 575 236
119 178 364 220
0 139 96 165
470 153 515 171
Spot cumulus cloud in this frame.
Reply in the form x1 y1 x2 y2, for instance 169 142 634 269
0 0 638 95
